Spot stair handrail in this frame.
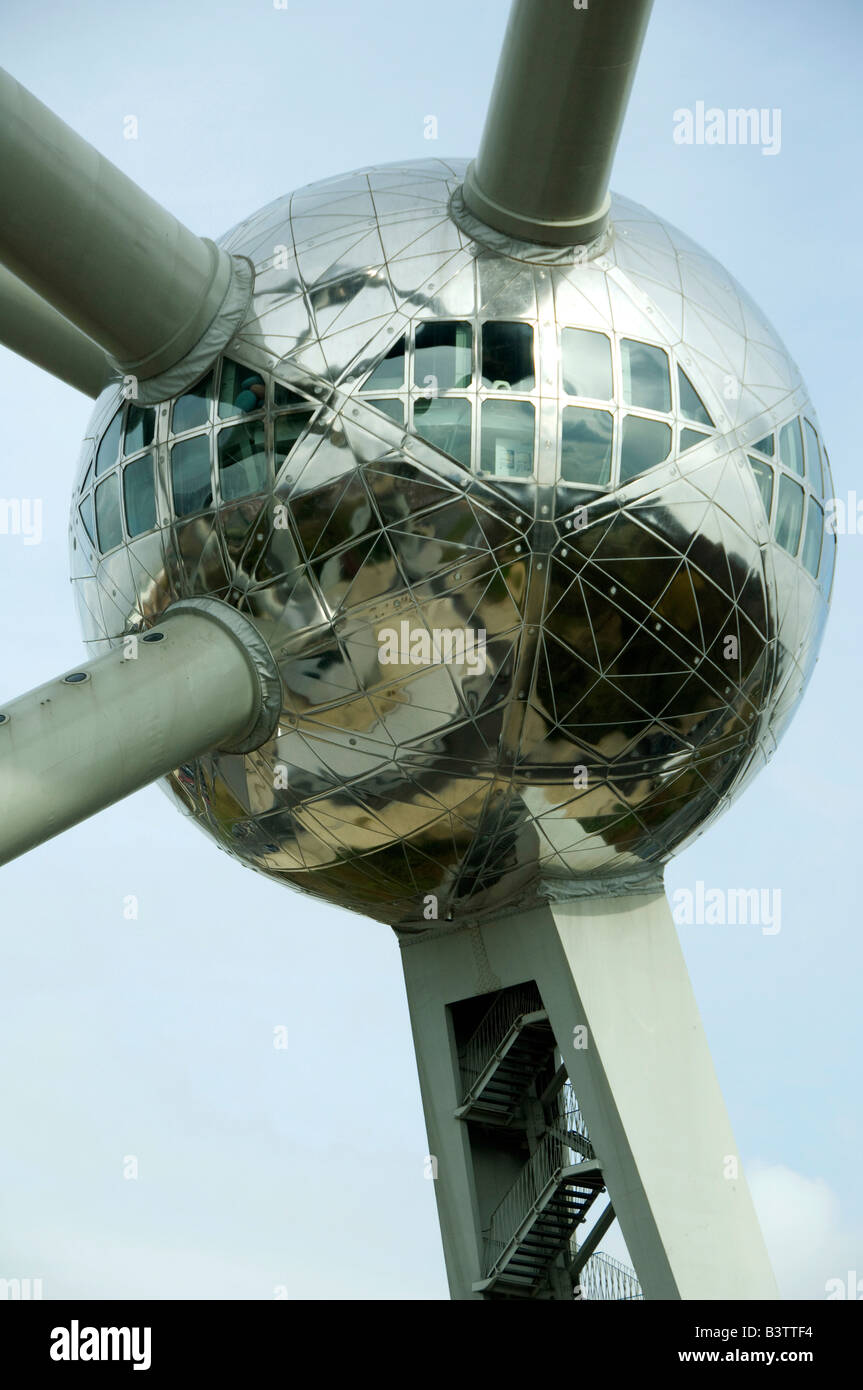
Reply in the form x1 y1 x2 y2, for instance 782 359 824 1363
484 1129 566 1274
459 983 544 1090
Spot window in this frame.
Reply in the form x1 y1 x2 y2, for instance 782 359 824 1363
561 406 613 485
752 433 774 457
219 358 265 419
372 399 404 425
678 367 713 426
621 340 671 412
95 473 123 551
172 372 213 434
680 428 710 452
171 435 213 516
414 396 471 468
124 405 156 455
778 418 804 477
481 322 534 391
480 400 535 478
748 456 773 518
95 408 123 476
79 493 96 546
274 410 316 466
619 416 671 483
361 336 406 392
123 454 157 537
414 321 472 392
774 474 804 555
561 328 612 400
217 420 268 502
274 382 310 409
801 497 824 578
803 419 823 494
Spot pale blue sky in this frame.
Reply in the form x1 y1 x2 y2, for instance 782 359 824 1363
0 0 860 1299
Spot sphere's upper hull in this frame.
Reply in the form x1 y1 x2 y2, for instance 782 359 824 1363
69 160 833 925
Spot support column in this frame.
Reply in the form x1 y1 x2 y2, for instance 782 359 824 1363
399 891 777 1300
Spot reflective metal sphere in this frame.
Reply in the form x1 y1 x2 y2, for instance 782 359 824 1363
69 159 834 926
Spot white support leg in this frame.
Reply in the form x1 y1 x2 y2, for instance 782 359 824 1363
399 889 777 1301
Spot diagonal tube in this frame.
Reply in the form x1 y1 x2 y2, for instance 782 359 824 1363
0 68 250 388
0 600 281 867
0 264 110 398
462 0 654 246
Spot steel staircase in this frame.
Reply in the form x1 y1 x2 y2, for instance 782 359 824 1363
455 982 642 1300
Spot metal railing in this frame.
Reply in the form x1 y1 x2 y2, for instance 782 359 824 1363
577 1251 643 1301
459 983 543 1092
554 1080 595 1162
483 1129 569 1275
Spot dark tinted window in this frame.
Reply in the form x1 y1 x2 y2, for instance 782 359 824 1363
414 322 472 392
481 322 534 391
778 418 804 477
124 405 156 455
123 454 157 537
561 406 613 485
774 474 804 554
274 382 309 409
274 410 316 466
801 498 824 577
218 358 265 419
680 428 710 452
748 456 773 518
752 433 774 457
373 399 404 425
171 435 213 516
218 420 268 502
621 340 671 413
362 336 406 392
678 367 713 426
79 493 96 546
619 416 671 483
803 419 823 494
95 473 123 551
172 373 213 434
95 408 123 476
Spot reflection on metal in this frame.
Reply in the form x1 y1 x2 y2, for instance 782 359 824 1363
68 159 834 927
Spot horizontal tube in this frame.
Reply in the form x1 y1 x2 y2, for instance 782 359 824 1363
0 67 234 379
0 263 110 397
0 604 277 867
462 0 654 245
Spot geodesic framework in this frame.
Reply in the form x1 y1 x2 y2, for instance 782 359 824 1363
68 159 834 926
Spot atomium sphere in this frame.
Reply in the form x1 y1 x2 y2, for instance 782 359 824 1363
68 159 834 927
